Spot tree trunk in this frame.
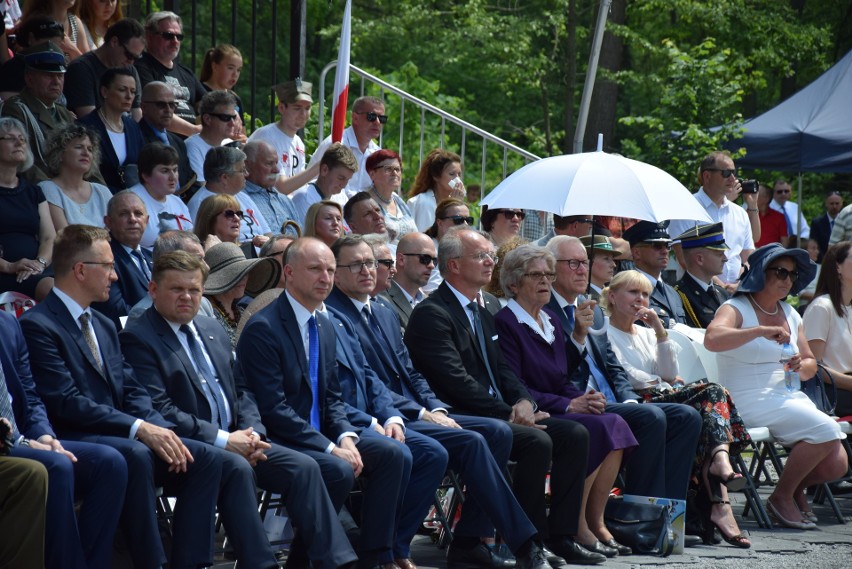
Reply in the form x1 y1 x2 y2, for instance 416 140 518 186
584 0 625 152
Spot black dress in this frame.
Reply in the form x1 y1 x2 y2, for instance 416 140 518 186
0 179 51 297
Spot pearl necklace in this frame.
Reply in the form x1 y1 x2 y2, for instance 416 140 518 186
98 109 124 133
748 294 779 316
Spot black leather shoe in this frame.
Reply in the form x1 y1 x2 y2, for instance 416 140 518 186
601 538 631 556
447 542 516 567
515 543 551 569
576 540 618 558
684 534 703 547
540 545 565 566
543 538 606 566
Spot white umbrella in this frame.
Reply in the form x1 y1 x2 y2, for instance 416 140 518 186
482 150 712 224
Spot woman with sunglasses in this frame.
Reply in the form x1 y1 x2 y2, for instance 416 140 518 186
303 200 343 247
706 244 846 529
494 245 638 559
194 193 242 250
421 198 473 293
79 67 145 193
365 149 416 243
604 270 751 548
803 241 852 419
481 206 525 246
130 142 193 249
406 148 466 231
0 118 56 301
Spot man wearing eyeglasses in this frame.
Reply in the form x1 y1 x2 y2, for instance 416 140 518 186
769 179 810 242
307 95 386 197
184 90 241 184
64 18 145 120
137 81 196 190
668 151 756 291
383 232 437 330
135 11 205 137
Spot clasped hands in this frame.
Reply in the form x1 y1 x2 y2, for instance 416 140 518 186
226 427 271 466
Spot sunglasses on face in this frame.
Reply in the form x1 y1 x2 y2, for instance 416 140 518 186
500 210 526 220
122 44 143 61
402 253 437 266
157 31 184 42
439 215 474 226
775 189 791 195
704 167 738 178
221 209 243 219
356 111 388 124
209 113 238 122
376 259 394 269
143 100 178 110
767 267 799 281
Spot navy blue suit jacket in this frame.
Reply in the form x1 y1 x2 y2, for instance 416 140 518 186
79 112 145 193
234 292 357 452
326 306 404 427
0 310 55 440
326 286 447 419
545 295 641 402
120 307 265 444
92 237 152 329
19 291 172 437
404 282 532 419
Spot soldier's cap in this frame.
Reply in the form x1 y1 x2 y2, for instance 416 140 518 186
673 222 729 251
622 220 671 247
23 41 66 73
274 78 312 105
580 234 618 256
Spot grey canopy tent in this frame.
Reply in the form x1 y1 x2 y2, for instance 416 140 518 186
728 48 852 172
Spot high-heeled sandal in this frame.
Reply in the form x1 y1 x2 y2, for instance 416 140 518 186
707 449 746 492
708 499 751 548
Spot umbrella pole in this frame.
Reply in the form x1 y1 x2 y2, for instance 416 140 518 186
587 217 596 295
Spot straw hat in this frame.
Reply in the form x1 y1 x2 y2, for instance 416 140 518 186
204 242 281 296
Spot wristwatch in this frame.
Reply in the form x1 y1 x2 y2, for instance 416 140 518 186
36 257 48 267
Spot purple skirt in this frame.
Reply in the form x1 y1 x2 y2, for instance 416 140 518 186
550 412 638 476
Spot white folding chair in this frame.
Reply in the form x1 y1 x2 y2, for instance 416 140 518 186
667 328 706 384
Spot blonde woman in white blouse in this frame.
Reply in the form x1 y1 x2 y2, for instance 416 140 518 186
604 270 752 548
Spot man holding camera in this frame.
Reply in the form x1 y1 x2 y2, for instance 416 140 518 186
669 151 756 294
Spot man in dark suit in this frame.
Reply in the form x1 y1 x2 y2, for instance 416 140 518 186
235 237 411 569
91 191 153 328
120 250 357 568
326 304 447 569
544 235 701 501
673 223 731 328
1 310 126 569
406 227 595 568
623 221 686 328
810 190 843 262
381 232 435 330
138 81 195 190
329 234 556 568
20 224 225 569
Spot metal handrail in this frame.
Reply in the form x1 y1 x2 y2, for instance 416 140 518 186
318 61 540 192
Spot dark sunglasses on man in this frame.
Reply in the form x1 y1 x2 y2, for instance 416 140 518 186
402 253 437 266
209 113 238 122
355 111 388 124
157 31 184 42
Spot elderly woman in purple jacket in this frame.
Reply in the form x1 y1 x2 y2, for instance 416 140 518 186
494 244 638 559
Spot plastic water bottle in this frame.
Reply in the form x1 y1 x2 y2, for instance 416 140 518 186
780 343 800 393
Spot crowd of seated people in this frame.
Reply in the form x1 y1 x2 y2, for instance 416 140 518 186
1 6 850 567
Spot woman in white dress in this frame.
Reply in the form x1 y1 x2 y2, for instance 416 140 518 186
705 243 847 529
406 148 466 231
803 241 852 417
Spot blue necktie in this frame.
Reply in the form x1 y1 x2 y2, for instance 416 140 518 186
564 304 617 403
131 249 151 281
782 203 794 235
468 301 503 401
308 315 321 430
180 325 229 429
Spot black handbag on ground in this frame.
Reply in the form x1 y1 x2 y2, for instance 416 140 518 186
604 498 674 557
801 362 837 415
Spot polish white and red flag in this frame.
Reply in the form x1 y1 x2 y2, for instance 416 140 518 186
331 0 351 143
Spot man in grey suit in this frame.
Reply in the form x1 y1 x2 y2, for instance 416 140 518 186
381 232 436 330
